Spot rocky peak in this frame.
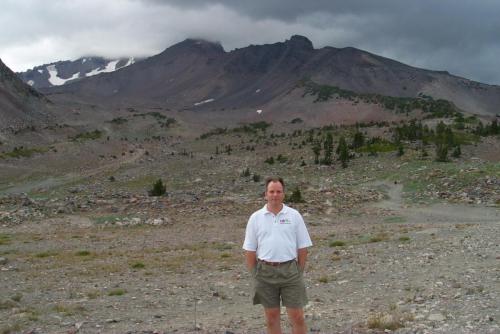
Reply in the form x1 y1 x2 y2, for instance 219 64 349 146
168 38 225 56
285 35 314 51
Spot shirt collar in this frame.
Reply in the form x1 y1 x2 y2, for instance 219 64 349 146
263 204 288 215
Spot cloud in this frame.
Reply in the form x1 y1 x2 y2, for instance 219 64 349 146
1 0 499 85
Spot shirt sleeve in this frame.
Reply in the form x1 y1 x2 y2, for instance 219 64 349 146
296 212 313 249
243 214 258 251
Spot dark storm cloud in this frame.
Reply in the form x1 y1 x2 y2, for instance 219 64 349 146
144 0 500 85
1 0 499 85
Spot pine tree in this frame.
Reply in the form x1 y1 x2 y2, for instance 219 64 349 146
241 167 250 177
452 144 461 158
337 136 349 168
352 131 365 149
149 179 166 196
397 144 404 157
322 133 333 165
490 119 499 135
287 186 305 203
312 140 321 164
435 143 449 162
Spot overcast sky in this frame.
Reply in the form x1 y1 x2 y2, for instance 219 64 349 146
1 0 499 85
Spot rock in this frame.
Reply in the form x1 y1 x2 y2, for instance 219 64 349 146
0 257 8 265
428 313 446 321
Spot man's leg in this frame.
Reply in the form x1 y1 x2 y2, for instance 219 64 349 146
264 307 282 334
286 307 306 334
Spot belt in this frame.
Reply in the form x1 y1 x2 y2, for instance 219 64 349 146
258 259 295 266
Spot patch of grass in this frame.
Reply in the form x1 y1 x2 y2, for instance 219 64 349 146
91 215 126 225
53 303 87 316
455 223 475 229
1 322 22 334
118 175 159 190
399 236 411 242
367 312 404 330
318 276 329 283
131 262 145 269
0 299 17 310
109 117 128 125
21 307 40 321
212 242 233 251
10 293 22 302
384 216 406 224
0 146 49 159
85 290 101 299
369 233 390 243
108 288 127 296
358 142 398 153
220 253 231 258
329 240 346 247
0 234 11 245
35 250 58 258
75 250 91 256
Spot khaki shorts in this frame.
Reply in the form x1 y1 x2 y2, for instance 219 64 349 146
252 260 308 308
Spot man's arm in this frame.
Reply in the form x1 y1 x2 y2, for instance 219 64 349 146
297 247 308 272
245 251 257 272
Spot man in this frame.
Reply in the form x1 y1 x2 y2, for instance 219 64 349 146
243 176 313 334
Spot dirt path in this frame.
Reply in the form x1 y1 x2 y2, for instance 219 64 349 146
0 148 145 195
371 180 499 224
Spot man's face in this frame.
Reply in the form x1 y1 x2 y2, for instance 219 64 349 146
265 181 285 206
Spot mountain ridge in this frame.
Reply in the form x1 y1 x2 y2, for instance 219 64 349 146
39 35 500 117
18 56 139 89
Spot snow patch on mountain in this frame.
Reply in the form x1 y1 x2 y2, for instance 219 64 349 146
85 60 120 77
125 57 135 66
194 98 214 106
47 65 80 86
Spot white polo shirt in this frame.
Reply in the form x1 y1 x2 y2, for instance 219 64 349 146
243 204 313 262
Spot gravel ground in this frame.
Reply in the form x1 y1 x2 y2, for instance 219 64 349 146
1 182 499 334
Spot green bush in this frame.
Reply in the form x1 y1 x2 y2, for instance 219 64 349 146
149 179 166 196
69 130 102 142
286 186 305 203
264 157 275 164
329 240 346 247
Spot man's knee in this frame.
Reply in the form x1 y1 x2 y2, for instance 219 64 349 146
264 307 281 326
287 308 305 325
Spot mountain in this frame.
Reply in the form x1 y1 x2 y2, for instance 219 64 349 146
41 35 500 117
0 58 50 130
18 56 138 89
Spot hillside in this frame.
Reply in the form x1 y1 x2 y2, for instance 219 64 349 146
0 59 51 131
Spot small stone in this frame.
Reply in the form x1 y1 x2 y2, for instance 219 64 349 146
0 257 7 265
428 313 445 321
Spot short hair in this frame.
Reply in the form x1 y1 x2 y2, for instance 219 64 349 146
265 176 285 191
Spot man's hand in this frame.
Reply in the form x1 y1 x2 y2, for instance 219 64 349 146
245 250 257 273
297 248 308 273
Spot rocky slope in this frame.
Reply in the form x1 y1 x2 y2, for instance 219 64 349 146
0 59 51 131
